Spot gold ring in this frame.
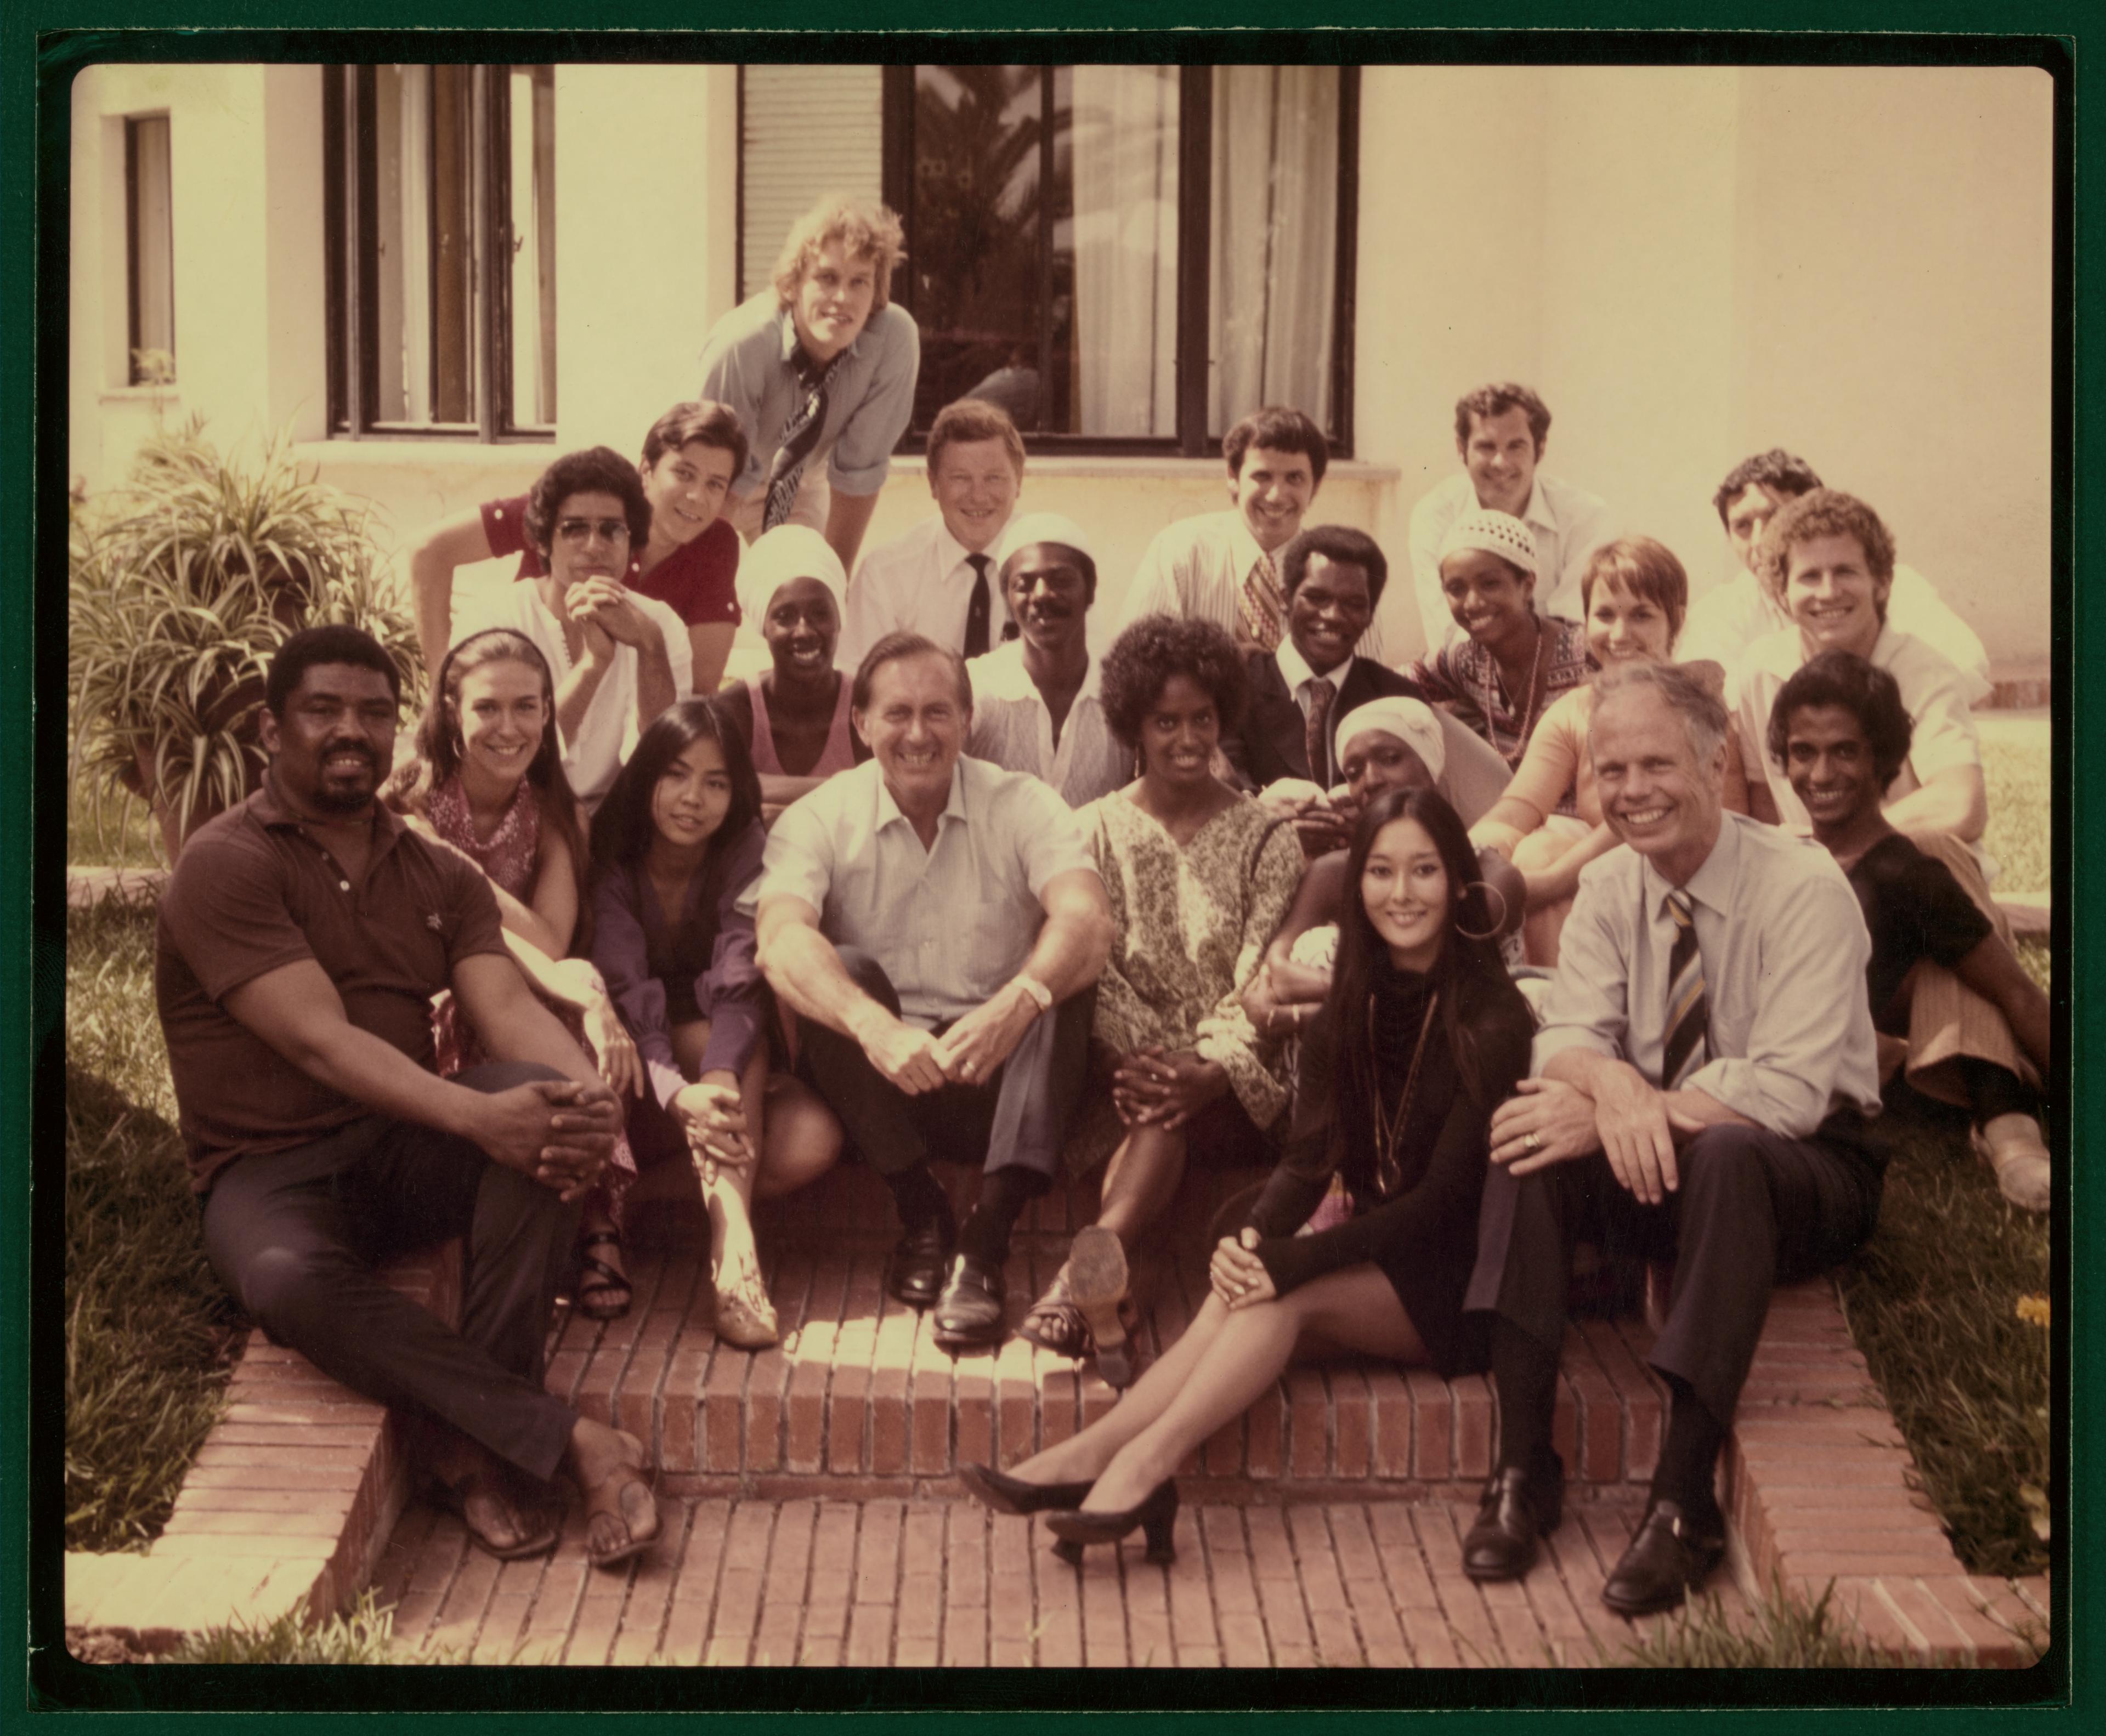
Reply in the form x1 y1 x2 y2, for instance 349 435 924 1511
1525 1131 1543 1154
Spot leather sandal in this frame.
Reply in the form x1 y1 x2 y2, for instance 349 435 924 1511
1018 1264 1093 1359
582 1433 660 1571
574 1229 632 1322
429 1469 559 1562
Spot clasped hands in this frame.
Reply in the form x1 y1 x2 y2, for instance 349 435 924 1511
856 982 1041 1097
1258 778 1357 859
672 1071 752 1183
1111 1046 1228 1131
1487 1067 1706 1207
478 1077 621 1202
1208 1227 1278 1311
564 577 655 660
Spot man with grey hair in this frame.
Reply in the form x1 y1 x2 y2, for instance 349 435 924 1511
1454 659 1884 1617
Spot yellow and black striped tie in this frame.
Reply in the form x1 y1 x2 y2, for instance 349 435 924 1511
1661 888 1709 1090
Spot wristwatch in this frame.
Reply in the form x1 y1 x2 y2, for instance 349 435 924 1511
1013 972 1055 1015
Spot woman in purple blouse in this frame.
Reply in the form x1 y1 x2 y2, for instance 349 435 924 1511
589 700 841 1347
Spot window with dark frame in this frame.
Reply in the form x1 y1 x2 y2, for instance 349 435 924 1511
867 64 1356 457
124 115 176 385
323 64 556 441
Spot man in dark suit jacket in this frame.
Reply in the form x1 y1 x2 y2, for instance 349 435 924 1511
1223 524 1418 792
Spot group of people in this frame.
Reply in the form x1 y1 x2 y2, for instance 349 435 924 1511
149 193 2049 1619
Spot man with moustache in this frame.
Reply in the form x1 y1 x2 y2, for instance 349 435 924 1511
751 634 1113 1350
965 513 1131 808
155 626 659 1568
1458 659 1883 1616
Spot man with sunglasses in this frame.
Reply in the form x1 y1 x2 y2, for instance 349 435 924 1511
454 447 692 812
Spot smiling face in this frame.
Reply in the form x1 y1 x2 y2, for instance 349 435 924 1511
1340 729 1436 806
641 440 738 548
1137 671 1221 792
1439 548 1536 649
856 650 968 812
1229 445 1316 554
547 488 634 593
454 658 550 792
1783 532 1888 658
930 436 1022 554
1590 683 1725 885
1782 702 1884 838
1460 407 1540 517
261 662 399 817
1722 480 1787 575
1587 576 1674 666
1001 543 1091 660
650 734 734 853
1360 816 1452 974
1287 553 1374 676
791 239 879 364
762 576 841 678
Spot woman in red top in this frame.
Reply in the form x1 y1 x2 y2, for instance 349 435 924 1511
410 401 749 695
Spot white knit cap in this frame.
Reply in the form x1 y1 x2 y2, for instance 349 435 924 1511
993 512 1095 574
1436 507 1538 577
735 525 847 625
1332 696 1446 782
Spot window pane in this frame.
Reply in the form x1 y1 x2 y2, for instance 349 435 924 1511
372 65 478 426
1069 66 1179 438
1207 65 1339 438
127 117 176 383
739 65 884 304
507 65 556 427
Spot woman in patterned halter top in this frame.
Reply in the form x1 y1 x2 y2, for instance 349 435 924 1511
384 628 646 1321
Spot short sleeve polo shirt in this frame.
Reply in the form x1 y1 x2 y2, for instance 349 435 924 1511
479 495 743 628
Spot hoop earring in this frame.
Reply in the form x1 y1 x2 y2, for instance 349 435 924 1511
1454 878 1508 943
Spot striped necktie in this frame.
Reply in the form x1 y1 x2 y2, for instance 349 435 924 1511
1660 888 1709 1090
1303 676 1337 784
763 345 846 532
1238 550 1286 653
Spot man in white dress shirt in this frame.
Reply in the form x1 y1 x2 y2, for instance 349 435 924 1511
1112 406 1358 659
751 634 1112 1351
1678 449 1991 689
965 513 1131 807
1407 382 1615 655
454 447 690 812
841 400 1023 670
1459 659 1883 1616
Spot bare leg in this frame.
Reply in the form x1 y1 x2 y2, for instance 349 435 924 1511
755 1074 843 1201
1082 1265 1423 1512
1095 1124 1188 1246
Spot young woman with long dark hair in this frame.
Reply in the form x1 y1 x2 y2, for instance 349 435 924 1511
588 700 841 1346
960 786 1532 1559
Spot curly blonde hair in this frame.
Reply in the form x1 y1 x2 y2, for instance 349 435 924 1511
771 195 907 313
1754 487 1897 612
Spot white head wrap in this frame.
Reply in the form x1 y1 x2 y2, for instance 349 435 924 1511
735 525 847 627
993 512 1095 575
1332 696 1447 783
1436 507 1538 577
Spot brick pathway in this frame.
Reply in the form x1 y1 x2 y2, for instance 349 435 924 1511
373 1487 1730 1667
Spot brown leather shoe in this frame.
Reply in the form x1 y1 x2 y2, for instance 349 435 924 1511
1461 1457 1564 1582
1600 1500 1727 1616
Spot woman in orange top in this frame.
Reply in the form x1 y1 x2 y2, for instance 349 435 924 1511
1468 537 1748 966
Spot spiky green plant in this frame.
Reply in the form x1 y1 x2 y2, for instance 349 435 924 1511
69 419 422 860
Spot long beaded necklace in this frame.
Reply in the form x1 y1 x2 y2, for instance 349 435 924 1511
1368 989 1440 1199
1479 616 1545 764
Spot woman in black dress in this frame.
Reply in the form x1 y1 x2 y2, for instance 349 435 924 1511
958 786 1532 1560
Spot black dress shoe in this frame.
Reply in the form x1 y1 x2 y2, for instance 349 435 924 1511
1462 1457 1565 1582
932 1252 1007 1349
1043 1480 1179 1565
1601 1500 1726 1616
958 1462 1091 1516
885 1218 953 1309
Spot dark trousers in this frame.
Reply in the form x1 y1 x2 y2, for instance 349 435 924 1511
201 1062 583 1483
1463 1118 1883 1437
796 946 1092 1184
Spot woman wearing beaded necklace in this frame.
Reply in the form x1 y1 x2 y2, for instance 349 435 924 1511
958 786 1532 1562
1405 507 1593 769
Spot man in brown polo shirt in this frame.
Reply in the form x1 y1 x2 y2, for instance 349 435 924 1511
156 625 657 1568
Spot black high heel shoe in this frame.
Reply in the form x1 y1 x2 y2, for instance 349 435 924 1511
958 1461 1092 1516
1043 1481 1179 1565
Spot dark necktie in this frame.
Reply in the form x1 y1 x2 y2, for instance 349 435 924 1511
1661 888 1710 1090
963 553 993 657
1304 677 1337 783
763 345 841 532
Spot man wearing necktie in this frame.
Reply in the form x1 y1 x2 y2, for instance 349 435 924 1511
1455 660 1885 1617
840 400 1024 671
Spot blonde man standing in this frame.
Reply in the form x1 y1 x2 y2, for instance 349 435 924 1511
700 195 920 574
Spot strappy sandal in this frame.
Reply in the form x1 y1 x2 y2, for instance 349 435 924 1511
428 1469 559 1562
1017 1265 1093 1360
582 1433 660 1571
575 1228 632 1322
712 1252 779 1349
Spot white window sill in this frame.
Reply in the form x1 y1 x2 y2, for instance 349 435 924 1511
98 386 180 402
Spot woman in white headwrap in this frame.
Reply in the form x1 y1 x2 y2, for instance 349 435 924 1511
1243 696 1525 1041
1403 508 1593 768
714 525 868 818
